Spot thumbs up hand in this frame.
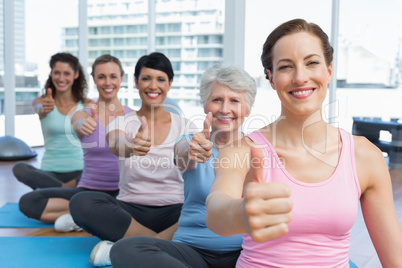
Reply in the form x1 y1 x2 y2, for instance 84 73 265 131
133 116 152 156
242 145 293 243
42 88 55 113
78 107 98 136
188 112 213 163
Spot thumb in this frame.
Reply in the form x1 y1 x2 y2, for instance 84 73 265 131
247 145 265 184
46 88 53 99
90 108 97 121
203 112 212 140
139 116 149 140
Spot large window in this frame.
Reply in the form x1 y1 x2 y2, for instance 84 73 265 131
2 0 401 150
127 25 147 34
244 0 402 132
156 23 181 33
0 0 78 145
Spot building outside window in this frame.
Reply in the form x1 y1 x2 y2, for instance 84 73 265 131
1 0 402 157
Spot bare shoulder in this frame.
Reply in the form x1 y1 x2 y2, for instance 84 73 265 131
215 137 252 172
219 137 251 157
212 137 254 196
353 135 389 191
353 135 385 163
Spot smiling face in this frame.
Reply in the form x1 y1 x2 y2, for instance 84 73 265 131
267 32 332 117
93 62 123 101
205 83 250 134
51 62 79 93
135 67 172 106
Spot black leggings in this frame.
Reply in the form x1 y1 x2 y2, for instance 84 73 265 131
13 162 82 189
69 192 182 242
19 187 119 221
110 236 241 268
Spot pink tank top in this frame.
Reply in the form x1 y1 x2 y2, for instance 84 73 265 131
237 129 361 268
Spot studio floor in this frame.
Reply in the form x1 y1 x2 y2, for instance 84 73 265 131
0 147 92 238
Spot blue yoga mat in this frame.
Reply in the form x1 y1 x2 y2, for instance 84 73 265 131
349 259 358 268
0 202 53 228
0 236 358 268
0 237 111 268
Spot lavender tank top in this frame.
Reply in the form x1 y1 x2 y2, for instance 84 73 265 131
77 106 131 190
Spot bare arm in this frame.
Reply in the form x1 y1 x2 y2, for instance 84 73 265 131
205 139 293 242
205 140 250 236
355 136 402 267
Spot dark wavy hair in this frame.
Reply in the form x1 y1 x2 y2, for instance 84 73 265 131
134 52 174 82
44 52 87 102
261 18 334 80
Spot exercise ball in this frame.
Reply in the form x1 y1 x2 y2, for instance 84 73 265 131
0 136 37 161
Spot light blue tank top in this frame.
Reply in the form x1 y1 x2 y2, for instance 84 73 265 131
172 134 243 252
40 101 84 172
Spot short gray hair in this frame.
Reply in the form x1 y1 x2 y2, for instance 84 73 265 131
199 64 257 111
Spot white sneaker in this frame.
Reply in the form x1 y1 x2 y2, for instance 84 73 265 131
54 214 83 232
89 240 114 267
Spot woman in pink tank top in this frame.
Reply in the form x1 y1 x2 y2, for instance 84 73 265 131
205 19 402 267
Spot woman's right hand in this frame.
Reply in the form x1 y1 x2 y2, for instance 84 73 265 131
78 108 97 136
42 88 55 113
242 146 293 243
133 116 152 156
188 112 213 163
